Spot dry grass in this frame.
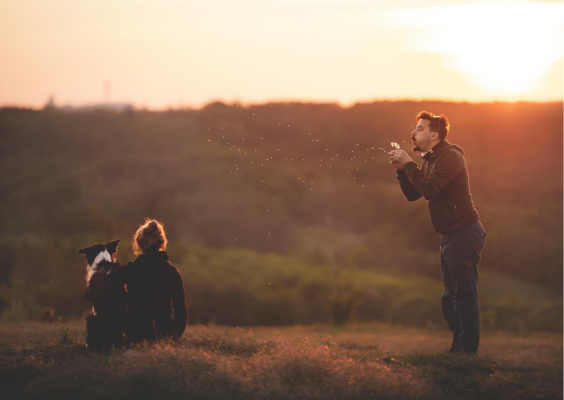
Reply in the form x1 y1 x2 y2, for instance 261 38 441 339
0 321 561 400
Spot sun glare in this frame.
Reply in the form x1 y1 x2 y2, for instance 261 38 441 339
386 1 563 97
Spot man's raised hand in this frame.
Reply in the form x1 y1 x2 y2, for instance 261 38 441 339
389 149 412 170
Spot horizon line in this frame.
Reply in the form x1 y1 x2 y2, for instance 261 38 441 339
2 97 563 112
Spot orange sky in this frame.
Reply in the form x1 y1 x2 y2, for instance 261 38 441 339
1 0 562 109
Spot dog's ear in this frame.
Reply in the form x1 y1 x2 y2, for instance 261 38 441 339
78 246 90 255
105 239 121 254
78 245 99 265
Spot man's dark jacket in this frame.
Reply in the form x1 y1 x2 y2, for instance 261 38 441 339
85 251 188 338
396 140 479 233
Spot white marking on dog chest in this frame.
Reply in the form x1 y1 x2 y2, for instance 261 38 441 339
86 250 113 281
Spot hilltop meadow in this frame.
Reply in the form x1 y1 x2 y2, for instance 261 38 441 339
0 101 562 399
1 321 562 400
0 101 561 330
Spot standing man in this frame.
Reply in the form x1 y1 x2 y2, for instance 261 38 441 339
389 111 486 353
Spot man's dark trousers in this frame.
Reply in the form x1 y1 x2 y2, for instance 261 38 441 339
440 220 486 353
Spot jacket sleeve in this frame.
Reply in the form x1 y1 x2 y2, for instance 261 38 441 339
84 262 128 302
396 169 422 202
170 267 188 336
403 150 464 201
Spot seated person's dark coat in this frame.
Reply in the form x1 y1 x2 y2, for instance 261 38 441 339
85 251 187 342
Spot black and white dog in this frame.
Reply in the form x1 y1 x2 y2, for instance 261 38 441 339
78 239 128 351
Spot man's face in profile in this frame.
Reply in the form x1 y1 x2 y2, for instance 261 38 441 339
411 119 434 152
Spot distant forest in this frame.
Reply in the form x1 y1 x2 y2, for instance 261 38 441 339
0 101 562 326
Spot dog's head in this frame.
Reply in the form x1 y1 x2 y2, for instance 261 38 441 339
78 239 121 282
78 239 121 265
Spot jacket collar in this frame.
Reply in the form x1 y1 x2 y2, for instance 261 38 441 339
135 250 170 263
422 140 450 160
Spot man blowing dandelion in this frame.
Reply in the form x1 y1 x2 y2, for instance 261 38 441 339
389 111 486 353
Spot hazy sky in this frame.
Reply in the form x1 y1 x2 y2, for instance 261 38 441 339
1 0 562 109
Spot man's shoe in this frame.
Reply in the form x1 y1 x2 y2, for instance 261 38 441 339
448 346 477 354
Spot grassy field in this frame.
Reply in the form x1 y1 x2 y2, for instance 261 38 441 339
1 321 561 400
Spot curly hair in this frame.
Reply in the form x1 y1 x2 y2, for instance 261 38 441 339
132 218 168 256
416 111 450 141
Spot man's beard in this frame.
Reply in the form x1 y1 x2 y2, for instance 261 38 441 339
412 142 422 152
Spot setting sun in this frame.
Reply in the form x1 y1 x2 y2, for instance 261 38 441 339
386 1 563 97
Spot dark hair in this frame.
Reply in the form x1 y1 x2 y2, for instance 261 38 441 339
132 218 168 255
416 111 450 141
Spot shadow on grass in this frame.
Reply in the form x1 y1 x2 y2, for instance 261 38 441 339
396 350 562 400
